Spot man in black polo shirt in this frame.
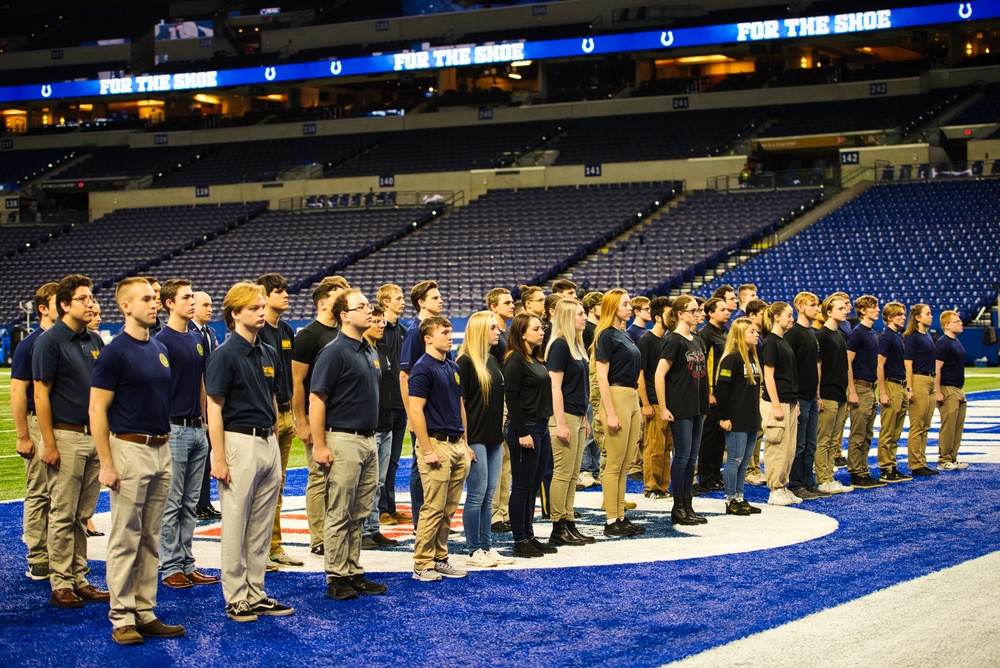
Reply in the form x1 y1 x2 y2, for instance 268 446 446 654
696 297 730 494
785 292 827 501
375 283 410 526
156 278 219 590
846 295 885 489
205 282 293 623
90 277 183 645
309 288 387 601
876 301 912 482
256 273 304 569
637 296 672 499
32 273 109 609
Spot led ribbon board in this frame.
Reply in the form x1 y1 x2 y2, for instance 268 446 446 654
0 1 994 104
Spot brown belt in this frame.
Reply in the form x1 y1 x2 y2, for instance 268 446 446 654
854 380 874 388
113 433 169 446
53 422 90 434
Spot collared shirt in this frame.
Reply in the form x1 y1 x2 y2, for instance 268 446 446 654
878 326 906 381
936 335 965 388
192 322 217 355
409 353 464 436
258 319 294 404
91 331 171 435
400 317 453 372
382 318 405 409
847 323 878 383
310 334 380 431
205 332 279 429
156 325 206 419
11 326 45 414
31 319 103 425
903 330 936 375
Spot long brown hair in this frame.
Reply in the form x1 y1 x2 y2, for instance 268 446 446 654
505 313 544 364
903 303 929 339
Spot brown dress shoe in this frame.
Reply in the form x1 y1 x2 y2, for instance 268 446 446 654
136 619 186 638
391 511 412 523
162 572 194 588
112 625 144 645
74 584 110 602
379 512 398 526
50 588 84 609
185 570 220 585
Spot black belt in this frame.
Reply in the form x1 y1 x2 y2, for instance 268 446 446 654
854 379 875 388
430 431 463 444
277 402 292 412
226 425 273 438
886 378 906 386
170 417 203 428
114 432 169 447
328 428 375 438
942 384 963 388
610 382 639 389
914 371 936 377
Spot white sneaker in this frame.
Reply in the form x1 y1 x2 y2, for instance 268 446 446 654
434 560 468 579
768 489 794 506
940 461 960 471
578 471 597 488
833 480 853 493
412 567 443 582
785 488 803 504
466 549 497 568
817 481 841 495
953 461 969 469
488 548 516 565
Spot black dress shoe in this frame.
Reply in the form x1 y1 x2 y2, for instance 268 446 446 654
911 467 935 476
512 540 544 558
548 519 585 546
529 538 558 554
566 521 596 544
691 483 711 497
491 521 512 532
204 505 222 518
603 518 636 537
706 480 725 492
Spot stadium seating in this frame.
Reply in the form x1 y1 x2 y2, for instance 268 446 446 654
0 147 85 185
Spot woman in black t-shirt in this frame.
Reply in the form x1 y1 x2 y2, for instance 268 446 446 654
760 301 801 506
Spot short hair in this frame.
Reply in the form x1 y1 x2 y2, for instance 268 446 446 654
34 282 58 318
830 291 850 303
519 285 543 308
485 287 512 309
940 310 959 328
630 296 650 311
745 299 768 317
55 274 93 317
376 283 402 308
419 316 451 341
223 282 265 330
703 297 725 315
794 291 819 310
543 293 564 319
115 277 152 312
371 305 385 318
332 288 363 325
143 276 159 286
312 276 350 307
256 273 288 296
410 280 439 312
160 278 192 310
649 296 672 323
854 295 878 312
821 295 846 321
711 284 735 301
551 279 577 295
882 301 905 323
581 291 604 313
737 284 757 300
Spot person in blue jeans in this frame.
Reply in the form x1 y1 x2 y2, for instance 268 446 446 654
785 292 828 501
457 312 516 567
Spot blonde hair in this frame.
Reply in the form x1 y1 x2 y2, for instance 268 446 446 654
882 301 905 323
821 295 845 322
545 299 587 361
794 291 818 310
762 301 791 335
719 317 760 385
115 277 150 312
591 289 627 358
457 311 496 408
223 282 265 330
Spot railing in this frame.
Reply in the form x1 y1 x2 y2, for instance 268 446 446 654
707 168 826 192
282 190 461 212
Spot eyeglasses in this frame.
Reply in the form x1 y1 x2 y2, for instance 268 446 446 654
346 303 373 312
72 295 95 305
682 308 702 315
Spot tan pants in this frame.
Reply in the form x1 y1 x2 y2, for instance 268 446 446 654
907 375 936 470
491 442 511 523
747 428 764 477
848 382 877 476
937 386 967 464
321 431 377 579
219 431 280 606
106 435 172 628
270 409 296 555
600 387 640 520
878 382 908 469
642 404 673 493
24 415 50 567
815 399 847 484
761 401 798 491
413 437 469 570
46 428 101 591
303 437 328 550
549 413 587 522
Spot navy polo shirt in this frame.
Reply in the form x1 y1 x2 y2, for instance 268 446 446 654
904 331 936 375
408 353 464 436
625 323 647 344
936 335 965 388
258 319 294 404
847 323 878 383
310 335 380 432
595 327 641 387
156 325 206 419
546 338 589 416
31 319 103 425
877 327 906 381
11 326 46 414
91 332 171 435
382 319 405 410
205 333 279 429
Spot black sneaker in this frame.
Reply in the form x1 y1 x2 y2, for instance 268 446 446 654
603 518 636 537
646 490 670 500
251 597 294 616
706 480 725 492
529 538 558 554
834 456 848 468
893 467 913 481
726 499 751 516
370 532 399 547
326 577 360 601
26 562 50 580
881 469 905 483
911 467 935 477
628 471 644 481
310 544 325 556
739 499 762 515
491 521 512 533
691 483 711 497
512 540 544 558
622 518 646 534
850 474 885 489
348 574 387 595
226 600 258 622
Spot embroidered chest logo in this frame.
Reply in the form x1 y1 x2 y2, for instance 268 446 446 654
159 353 169 367
196 343 204 356
281 339 291 351
263 365 275 377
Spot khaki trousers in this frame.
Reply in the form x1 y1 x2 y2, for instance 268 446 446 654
815 399 847 484
270 409 296 555
937 386 967 464
46 428 101 591
907 375 936 470
219 431 280 606
878 382 908 469
848 382 877 476
549 413 587 522
303 437 328 550
321 431 378 579
24 415 50 567
491 442 512 523
747 429 764 477
761 401 798 490
107 435 172 628
642 404 673 493
413 437 469 570
600 387 640 520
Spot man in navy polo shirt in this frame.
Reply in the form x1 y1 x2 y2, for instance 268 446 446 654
375 283 410 526
205 282 293 623
846 294 885 489
309 288 387 601
156 278 219 590
876 301 912 482
32 273 109 609
90 277 183 646
191 291 221 521
935 310 969 471
408 316 472 582
11 282 58 581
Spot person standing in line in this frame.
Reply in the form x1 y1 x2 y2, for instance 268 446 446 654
205 282 293 622
458 312 515 567
714 317 763 516
759 302 802 507
577 291 604 490
876 301 912 482
638 297 673 500
11 282 58 581
830 291 853 468
375 283 411 526
731 284 758 322
935 310 969 471
485 288 515 534
711 285 739 331
695 297 730 495
551 279 578 299
742 298 769 487
538 293 565 517
90 278 184 645
815 295 854 495
626 296 651 344
520 285 546 320
846 295 886 489
903 304 940 476
191 291 221 522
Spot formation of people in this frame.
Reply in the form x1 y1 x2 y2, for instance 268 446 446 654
10 273 970 644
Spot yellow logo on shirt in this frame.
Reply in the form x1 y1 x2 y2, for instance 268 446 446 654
454 372 461 385
91 350 99 360
719 368 731 378
196 343 204 356
263 365 275 377
159 353 169 368
373 358 380 370
281 339 292 351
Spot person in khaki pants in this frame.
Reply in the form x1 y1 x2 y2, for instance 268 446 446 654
759 302 801 507
815 295 853 494
876 302 912 482
903 304 940 476
846 295 886 490
935 311 969 471
90 277 183 646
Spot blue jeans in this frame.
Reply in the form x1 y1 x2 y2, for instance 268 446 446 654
379 409 407 515
670 415 703 498
724 430 755 501
159 424 209 578
791 397 819 490
580 403 600 475
409 431 425 531
363 429 394 536
506 421 551 543
463 442 503 553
